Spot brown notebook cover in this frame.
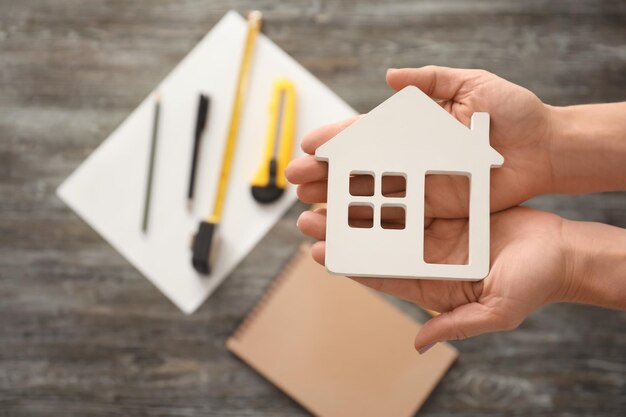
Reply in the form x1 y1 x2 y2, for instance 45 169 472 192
227 244 458 417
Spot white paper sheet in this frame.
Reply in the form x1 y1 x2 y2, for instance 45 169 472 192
57 11 356 314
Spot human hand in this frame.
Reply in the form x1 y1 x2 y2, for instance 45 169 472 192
286 66 555 217
296 205 573 352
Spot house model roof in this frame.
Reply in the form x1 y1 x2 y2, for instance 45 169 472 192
316 86 503 169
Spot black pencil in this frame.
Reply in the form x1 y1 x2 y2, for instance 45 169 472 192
187 93 210 207
142 92 161 233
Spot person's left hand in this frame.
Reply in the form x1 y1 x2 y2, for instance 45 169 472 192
296 205 573 352
286 66 556 218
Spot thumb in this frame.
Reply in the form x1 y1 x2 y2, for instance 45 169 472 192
414 302 522 353
386 66 477 100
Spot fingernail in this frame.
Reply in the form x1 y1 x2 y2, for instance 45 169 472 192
296 212 308 228
418 342 436 355
387 68 397 73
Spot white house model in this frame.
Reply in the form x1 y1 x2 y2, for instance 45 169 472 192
316 86 504 280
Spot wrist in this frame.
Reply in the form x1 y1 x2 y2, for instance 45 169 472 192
543 104 576 194
556 218 585 304
540 104 562 195
544 102 626 194
558 219 626 310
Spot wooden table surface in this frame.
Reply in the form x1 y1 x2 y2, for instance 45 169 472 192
1 1 625 415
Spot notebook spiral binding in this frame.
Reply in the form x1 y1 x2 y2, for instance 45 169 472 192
230 243 309 341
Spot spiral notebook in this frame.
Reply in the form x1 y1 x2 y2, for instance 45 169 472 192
227 244 458 417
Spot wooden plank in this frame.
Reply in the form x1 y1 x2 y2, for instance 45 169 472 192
0 0 624 415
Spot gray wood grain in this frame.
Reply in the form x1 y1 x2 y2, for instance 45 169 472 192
1 0 625 416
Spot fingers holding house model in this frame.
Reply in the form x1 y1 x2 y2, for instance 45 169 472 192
286 65 626 352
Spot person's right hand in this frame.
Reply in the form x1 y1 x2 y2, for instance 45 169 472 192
287 66 556 218
297 205 573 352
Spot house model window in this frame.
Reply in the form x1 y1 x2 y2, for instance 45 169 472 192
315 86 504 281
348 172 407 230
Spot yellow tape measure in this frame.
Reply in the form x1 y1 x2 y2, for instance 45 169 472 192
251 78 296 203
192 11 262 275
208 10 262 224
